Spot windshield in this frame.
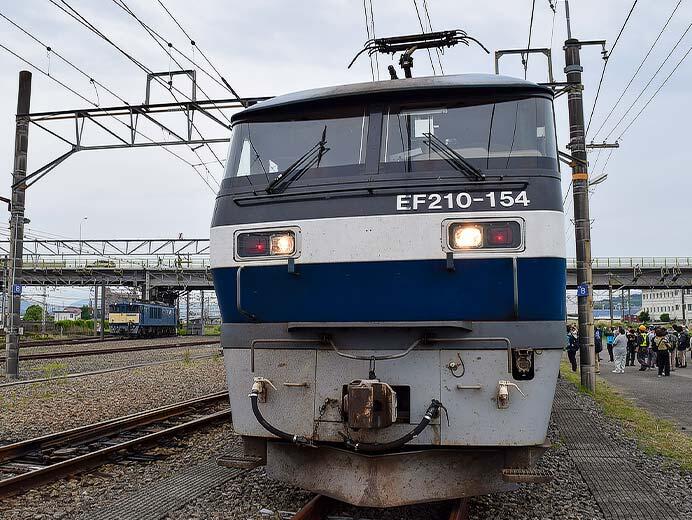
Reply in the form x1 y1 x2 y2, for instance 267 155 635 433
225 113 368 179
110 304 138 313
380 97 557 172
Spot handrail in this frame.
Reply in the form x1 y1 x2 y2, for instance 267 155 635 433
566 257 692 269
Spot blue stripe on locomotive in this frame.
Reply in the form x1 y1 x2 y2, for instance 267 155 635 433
138 304 176 327
212 257 566 323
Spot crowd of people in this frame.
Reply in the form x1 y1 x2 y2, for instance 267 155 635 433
566 323 690 378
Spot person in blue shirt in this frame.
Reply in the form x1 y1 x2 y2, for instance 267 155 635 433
605 328 615 362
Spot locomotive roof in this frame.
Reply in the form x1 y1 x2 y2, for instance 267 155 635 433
233 73 553 122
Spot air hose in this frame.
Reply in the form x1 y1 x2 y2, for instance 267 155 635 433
249 393 312 446
249 390 442 453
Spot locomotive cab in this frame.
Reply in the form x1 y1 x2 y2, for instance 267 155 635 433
211 73 565 507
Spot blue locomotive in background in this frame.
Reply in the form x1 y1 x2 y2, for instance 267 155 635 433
108 301 176 337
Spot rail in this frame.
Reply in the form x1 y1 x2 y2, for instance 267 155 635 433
0 392 230 498
0 339 219 362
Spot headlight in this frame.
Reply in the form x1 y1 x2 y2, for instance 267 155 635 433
452 225 483 249
270 233 295 255
447 221 521 250
236 230 297 258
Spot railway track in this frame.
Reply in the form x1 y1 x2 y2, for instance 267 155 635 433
0 352 220 388
0 339 219 362
0 391 230 498
18 336 121 348
288 495 470 520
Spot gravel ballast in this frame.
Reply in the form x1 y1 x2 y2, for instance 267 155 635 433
0 336 220 382
0 354 226 440
3 368 691 519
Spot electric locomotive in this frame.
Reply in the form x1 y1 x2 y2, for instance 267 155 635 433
108 301 176 337
211 70 565 506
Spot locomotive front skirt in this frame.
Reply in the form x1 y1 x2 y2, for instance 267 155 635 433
211 74 566 507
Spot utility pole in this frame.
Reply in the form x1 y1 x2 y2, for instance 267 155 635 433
185 291 190 334
200 290 205 336
93 285 98 336
41 286 46 334
621 288 625 323
100 280 105 340
564 3 602 392
6 70 31 379
1 255 7 329
682 288 686 324
608 281 614 328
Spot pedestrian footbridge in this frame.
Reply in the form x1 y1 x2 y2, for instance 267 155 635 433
0 240 689 291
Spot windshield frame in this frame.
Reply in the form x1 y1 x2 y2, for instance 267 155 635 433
221 92 559 194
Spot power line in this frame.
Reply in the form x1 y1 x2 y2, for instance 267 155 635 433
0 42 97 107
0 10 129 106
592 0 682 140
617 44 692 139
523 0 537 79
111 0 232 128
563 181 573 208
48 0 225 189
112 0 226 171
368 0 380 80
155 0 243 103
422 0 444 74
412 0 437 75
548 0 557 51
585 0 638 136
0 42 217 193
361 0 375 81
605 21 691 141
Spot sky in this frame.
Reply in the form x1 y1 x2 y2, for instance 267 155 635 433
0 0 691 304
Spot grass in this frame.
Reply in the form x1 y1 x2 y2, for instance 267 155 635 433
39 361 68 382
560 360 692 470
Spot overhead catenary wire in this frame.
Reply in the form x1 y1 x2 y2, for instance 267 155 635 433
0 41 217 192
412 0 437 75
548 0 557 51
368 0 380 80
155 0 244 103
0 11 129 106
111 0 226 171
616 44 692 140
422 0 444 74
523 0 537 79
592 0 682 141
585 0 639 136
605 21 692 141
51 0 228 127
48 0 228 189
0 42 97 107
361 0 375 81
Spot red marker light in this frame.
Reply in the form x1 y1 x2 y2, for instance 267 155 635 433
488 226 512 246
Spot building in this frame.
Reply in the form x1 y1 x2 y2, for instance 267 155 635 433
54 306 81 321
641 289 692 321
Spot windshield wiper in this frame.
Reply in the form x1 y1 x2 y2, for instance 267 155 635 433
423 132 485 181
265 127 330 194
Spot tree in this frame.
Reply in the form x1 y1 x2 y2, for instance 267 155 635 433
660 313 671 322
80 305 92 320
24 304 43 321
638 310 650 323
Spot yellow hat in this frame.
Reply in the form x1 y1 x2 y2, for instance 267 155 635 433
639 325 646 331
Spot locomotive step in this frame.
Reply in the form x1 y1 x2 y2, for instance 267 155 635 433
501 467 554 483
